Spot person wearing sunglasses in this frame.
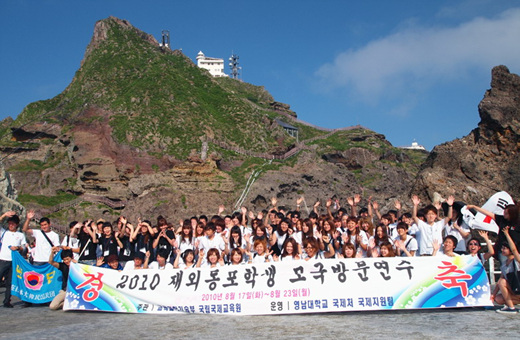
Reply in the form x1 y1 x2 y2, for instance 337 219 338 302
467 230 494 264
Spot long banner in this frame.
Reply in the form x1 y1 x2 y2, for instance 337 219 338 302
64 255 492 314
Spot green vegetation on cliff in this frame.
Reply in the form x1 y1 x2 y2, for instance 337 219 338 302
11 17 296 159
0 17 430 225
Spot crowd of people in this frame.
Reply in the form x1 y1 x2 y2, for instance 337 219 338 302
1 193 520 313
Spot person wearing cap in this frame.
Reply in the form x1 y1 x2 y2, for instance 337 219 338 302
0 211 27 308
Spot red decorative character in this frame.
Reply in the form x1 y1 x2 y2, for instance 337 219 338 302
77 272 104 302
434 261 472 297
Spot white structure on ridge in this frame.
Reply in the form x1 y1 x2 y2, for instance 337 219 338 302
196 51 227 77
400 140 426 151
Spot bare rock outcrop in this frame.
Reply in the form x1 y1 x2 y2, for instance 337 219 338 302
82 16 159 67
0 163 23 213
411 65 520 204
270 101 297 117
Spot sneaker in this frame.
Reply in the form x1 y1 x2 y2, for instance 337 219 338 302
2 303 14 308
496 306 518 314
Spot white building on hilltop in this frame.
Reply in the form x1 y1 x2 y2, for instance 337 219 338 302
399 140 427 151
196 51 227 77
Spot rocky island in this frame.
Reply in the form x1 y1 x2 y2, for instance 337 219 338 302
0 17 518 229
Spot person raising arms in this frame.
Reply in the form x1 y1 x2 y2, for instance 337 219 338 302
492 227 520 314
466 201 520 263
48 247 75 310
467 230 495 264
22 211 60 266
411 195 454 256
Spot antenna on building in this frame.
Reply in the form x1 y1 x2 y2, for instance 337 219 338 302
161 30 170 49
229 53 241 80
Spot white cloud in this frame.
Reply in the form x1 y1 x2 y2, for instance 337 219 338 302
316 8 520 104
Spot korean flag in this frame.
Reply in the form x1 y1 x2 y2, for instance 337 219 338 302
461 191 514 233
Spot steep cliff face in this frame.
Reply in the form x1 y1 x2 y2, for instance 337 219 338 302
1 17 288 196
244 130 425 214
411 65 520 204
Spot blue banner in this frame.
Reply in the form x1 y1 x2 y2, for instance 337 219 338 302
10 250 63 304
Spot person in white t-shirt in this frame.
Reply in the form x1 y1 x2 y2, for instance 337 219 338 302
0 211 27 308
279 238 300 261
61 221 81 261
123 252 149 270
442 202 471 254
342 217 368 256
174 249 197 269
394 222 418 257
196 247 225 268
411 195 453 256
467 230 495 264
246 239 273 263
147 249 173 270
432 235 458 257
198 222 225 264
22 211 60 265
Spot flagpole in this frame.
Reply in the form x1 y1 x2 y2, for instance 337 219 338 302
77 238 91 260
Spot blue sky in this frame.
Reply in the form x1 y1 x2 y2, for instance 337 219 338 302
1 0 519 150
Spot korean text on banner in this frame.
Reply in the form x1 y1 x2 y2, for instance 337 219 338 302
64 255 492 315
